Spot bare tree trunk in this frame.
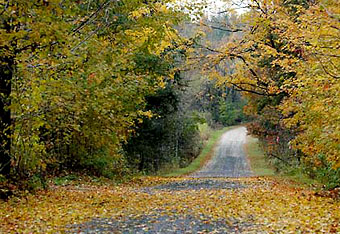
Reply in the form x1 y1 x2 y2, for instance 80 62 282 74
0 56 13 176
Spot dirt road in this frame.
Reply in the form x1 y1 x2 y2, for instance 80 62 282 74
61 127 339 233
67 127 255 233
3 127 338 233
191 126 252 178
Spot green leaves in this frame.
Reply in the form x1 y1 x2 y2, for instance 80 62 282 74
1 0 187 180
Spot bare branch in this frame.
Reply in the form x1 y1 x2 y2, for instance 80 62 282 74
315 56 340 79
0 0 10 16
72 0 115 34
197 22 243 33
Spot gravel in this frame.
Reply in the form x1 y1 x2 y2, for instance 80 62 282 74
149 179 246 191
67 212 251 234
190 127 252 178
66 126 254 233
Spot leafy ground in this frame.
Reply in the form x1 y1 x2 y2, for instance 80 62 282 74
1 128 339 233
1 177 339 233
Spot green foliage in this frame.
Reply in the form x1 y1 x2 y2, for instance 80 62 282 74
219 94 248 126
306 155 340 190
192 78 248 127
27 174 47 192
75 148 129 179
316 167 340 190
0 0 187 185
165 126 231 177
53 175 79 186
123 77 202 173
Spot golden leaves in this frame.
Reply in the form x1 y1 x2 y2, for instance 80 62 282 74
129 7 151 20
1 177 339 232
204 0 340 168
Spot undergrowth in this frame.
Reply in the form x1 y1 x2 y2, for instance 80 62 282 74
164 126 233 177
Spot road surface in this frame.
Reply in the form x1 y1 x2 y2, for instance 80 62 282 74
67 126 254 233
191 126 252 178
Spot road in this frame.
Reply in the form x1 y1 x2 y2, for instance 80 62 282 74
63 126 339 233
191 126 252 178
67 126 255 233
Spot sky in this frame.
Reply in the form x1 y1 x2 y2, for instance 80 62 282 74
173 0 248 19
204 0 248 16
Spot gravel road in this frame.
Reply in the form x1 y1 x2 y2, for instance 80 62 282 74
191 126 252 178
67 126 254 233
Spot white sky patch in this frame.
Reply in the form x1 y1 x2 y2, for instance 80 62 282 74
204 0 249 16
171 0 248 19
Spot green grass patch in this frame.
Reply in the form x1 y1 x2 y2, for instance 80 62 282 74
282 167 319 186
164 126 233 177
53 174 80 186
245 136 276 177
245 135 320 187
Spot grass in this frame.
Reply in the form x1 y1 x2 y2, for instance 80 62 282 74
164 126 233 177
244 136 276 177
282 167 319 186
53 174 79 186
245 135 320 187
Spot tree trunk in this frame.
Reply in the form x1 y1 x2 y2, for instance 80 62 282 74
0 56 13 176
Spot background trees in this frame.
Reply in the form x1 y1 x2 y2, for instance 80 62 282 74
204 0 340 188
123 74 203 173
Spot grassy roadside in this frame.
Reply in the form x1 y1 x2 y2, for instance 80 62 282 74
164 126 233 177
245 135 319 187
244 136 276 177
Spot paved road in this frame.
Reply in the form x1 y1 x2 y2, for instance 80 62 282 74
191 126 252 178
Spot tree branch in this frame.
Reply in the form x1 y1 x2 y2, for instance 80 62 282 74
197 22 243 33
0 0 10 16
315 56 340 79
72 0 116 34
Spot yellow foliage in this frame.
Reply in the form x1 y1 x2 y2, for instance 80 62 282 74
203 0 340 168
0 177 339 232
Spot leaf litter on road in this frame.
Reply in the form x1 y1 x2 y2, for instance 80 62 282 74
1 176 339 233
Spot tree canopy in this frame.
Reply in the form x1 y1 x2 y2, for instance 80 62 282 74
1 0 339 189
202 0 339 186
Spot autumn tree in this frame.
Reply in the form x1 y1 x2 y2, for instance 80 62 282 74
1 0 73 176
0 0 187 185
202 0 339 186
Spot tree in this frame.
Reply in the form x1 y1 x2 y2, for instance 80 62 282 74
0 0 187 182
201 0 339 185
0 0 72 176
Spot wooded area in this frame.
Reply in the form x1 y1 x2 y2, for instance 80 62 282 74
203 0 340 189
1 0 339 194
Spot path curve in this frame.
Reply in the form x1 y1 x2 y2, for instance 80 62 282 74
191 126 252 178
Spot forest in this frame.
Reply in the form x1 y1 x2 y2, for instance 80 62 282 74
0 0 339 193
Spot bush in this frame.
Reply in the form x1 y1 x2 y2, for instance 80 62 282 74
306 155 340 190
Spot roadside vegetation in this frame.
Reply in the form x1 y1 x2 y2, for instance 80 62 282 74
245 136 276 177
165 124 232 177
1 0 339 200
245 135 320 187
